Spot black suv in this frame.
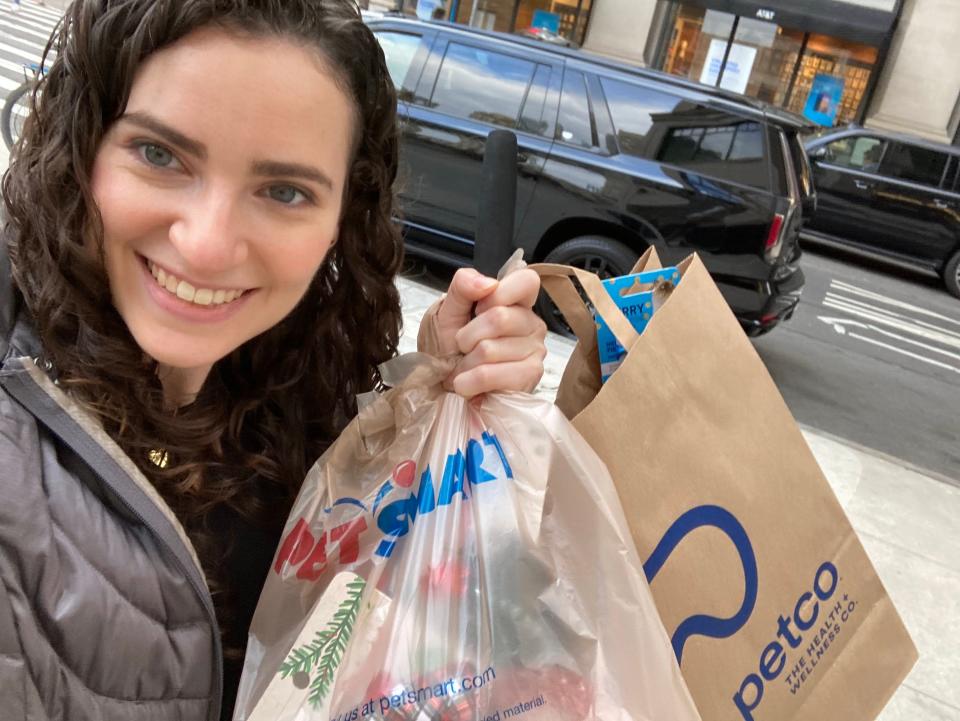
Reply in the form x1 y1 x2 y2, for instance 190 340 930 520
803 127 960 298
369 17 815 335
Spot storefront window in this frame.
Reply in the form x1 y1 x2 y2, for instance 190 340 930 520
733 21 805 106
785 34 878 126
663 7 733 85
659 2 881 128
453 0 591 46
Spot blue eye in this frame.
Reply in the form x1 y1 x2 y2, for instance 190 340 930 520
267 185 308 205
138 143 179 168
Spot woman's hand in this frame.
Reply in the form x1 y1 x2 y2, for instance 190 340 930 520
422 267 547 398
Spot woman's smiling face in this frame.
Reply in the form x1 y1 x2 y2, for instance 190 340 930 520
91 27 355 378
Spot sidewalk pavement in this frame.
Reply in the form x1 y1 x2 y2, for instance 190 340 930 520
398 274 960 721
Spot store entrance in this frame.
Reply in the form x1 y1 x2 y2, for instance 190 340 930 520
661 5 880 128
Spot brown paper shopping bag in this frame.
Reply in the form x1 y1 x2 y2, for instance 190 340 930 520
532 251 917 721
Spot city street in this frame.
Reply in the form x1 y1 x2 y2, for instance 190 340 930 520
0 2 957 720
755 246 960 483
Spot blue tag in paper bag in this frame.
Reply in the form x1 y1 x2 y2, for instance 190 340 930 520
597 267 680 383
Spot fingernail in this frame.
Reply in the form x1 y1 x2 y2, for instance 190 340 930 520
474 276 497 291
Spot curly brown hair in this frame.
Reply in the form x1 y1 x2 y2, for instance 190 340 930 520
2 0 403 654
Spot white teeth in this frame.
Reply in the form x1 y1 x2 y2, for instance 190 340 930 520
147 260 245 307
193 288 213 306
176 280 196 302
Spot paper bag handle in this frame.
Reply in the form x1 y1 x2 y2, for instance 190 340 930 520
530 263 640 352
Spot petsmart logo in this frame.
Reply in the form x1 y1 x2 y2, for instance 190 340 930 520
273 431 513 580
644 506 842 721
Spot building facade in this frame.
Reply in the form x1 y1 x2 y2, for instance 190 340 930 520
387 0 960 144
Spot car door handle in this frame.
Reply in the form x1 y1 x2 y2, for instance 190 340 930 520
853 179 873 190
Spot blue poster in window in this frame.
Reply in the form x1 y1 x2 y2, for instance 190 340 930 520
803 74 845 126
531 9 561 34
416 0 442 20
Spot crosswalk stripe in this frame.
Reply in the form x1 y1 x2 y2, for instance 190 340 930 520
1 2 62 23
0 71 20 91
0 17 58 43
0 49 39 76
0 8 59 34
0 38 49 65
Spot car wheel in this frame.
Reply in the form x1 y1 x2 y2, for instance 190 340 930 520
536 236 641 336
945 249 960 299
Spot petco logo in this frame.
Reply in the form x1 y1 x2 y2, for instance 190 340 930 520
273 431 513 580
643 506 843 721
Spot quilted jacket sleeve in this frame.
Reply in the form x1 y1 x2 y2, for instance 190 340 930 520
0 400 47 721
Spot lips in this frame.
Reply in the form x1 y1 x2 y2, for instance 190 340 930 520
146 259 247 306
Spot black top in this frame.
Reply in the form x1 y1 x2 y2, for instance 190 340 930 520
208 501 287 721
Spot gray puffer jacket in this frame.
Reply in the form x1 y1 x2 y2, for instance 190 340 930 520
0 244 222 719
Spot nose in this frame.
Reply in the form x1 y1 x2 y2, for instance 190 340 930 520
168 185 249 274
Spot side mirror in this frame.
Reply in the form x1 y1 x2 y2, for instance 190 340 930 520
810 147 828 161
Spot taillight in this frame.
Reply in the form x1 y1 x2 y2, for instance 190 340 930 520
765 213 785 250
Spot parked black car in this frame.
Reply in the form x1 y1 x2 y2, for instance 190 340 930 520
368 17 815 335
803 127 960 298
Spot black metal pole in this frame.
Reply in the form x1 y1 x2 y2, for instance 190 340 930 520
716 15 740 88
783 32 810 110
474 130 518 277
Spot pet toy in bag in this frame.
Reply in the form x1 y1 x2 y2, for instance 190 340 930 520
233 354 700 721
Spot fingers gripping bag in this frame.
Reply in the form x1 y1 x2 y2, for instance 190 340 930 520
233 348 701 721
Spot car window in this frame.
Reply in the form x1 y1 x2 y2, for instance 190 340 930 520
822 136 886 171
374 31 424 91
428 42 536 129
555 70 594 148
600 78 769 190
518 64 551 137
659 120 768 189
599 78 680 158
879 142 949 188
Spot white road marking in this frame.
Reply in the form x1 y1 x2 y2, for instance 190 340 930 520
825 291 960 343
0 12 58 35
0 18 57 43
818 316 868 335
0 72 20 91
821 315 960 362
824 294 960 350
847 332 960 375
0 38 54 67
830 279 960 328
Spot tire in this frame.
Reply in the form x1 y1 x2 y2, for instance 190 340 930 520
536 236 641 336
2 82 32 151
944 249 960 300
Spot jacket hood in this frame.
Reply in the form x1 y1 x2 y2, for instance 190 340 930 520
1 228 42 365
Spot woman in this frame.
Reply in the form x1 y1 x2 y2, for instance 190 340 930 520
0 1 547 719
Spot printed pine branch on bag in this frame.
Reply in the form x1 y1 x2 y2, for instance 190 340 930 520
279 577 366 708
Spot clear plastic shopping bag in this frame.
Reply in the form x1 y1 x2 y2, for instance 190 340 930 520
233 352 701 721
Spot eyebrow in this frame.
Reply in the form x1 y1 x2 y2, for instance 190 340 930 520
120 111 334 193
252 160 334 193
122 112 207 160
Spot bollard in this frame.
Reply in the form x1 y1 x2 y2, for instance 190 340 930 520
473 129 518 278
